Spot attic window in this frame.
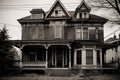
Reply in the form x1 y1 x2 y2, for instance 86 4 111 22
55 10 58 15
54 9 62 16
78 12 89 19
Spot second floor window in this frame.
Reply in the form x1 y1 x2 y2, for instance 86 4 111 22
83 28 88 39
76 27 102 40
76 27 89 40
54 26 62 38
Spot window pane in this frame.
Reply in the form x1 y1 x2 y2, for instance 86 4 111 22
79 13 82 18
76 28 82 39
77 50 82 64
89 28 96 40
55 26 62 38
83 28 88 39
86 50 93 64
97 50 100 65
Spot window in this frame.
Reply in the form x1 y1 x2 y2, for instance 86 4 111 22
79 12 89 19
79 13 82 18
54 26 62 38
89 27 96 40
55 10 58 16
86 50 93 64
54 9 62 16
83 28 88 40
77 50 82 64
96 28 99 39
76 27 89 40
97 50 100 65
76 28 82 39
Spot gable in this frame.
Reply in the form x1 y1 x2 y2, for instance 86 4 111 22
46 0 71 18
76 0 91 11
79 3 89 10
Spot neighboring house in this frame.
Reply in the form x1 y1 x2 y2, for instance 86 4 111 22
104 34 120 68
13 0 107 75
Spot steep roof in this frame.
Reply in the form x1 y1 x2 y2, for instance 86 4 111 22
76 0 91 11
18 11 107 21
18 0 107 23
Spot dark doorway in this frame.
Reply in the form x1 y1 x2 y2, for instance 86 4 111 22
56 51 63 67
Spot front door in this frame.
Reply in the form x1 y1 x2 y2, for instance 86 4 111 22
56 51 63 67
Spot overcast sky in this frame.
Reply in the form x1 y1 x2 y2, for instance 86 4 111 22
0 0 120 40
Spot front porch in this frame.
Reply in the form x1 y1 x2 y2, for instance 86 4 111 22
21 44 72 70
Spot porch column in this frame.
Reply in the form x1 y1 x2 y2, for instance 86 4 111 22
93 49 97 65
69 49 71 68
46 49 48 68
100 50 103 66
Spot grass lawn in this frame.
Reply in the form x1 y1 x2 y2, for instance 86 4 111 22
0 74 120 80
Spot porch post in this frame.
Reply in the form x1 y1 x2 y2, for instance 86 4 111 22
46 49 48 68
69 49 71 68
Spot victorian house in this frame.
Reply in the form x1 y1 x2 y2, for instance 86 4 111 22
14 0 107 75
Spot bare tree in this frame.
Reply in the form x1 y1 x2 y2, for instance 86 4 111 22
106 0 120 15
88 0 120 15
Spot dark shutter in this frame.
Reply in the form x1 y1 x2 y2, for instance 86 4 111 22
98 28 103 43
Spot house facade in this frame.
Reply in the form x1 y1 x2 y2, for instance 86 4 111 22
104 34 120 68
14 0 107 75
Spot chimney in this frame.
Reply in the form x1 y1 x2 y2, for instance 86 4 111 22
113 33 116 39
119 33 120 39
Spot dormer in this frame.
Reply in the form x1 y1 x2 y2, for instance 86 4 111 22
75 0 91 19
30 9 45 19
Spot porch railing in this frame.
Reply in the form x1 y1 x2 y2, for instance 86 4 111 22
22 61 46 67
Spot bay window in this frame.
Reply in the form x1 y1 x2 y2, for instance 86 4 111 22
86 50 93 65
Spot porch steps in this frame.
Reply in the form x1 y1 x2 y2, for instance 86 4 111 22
45 68 70 76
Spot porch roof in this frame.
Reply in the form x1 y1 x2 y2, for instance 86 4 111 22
12 40 72 48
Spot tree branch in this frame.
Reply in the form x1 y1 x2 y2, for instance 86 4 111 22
106 0 117 9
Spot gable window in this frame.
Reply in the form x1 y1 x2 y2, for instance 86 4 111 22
79 13 82 18
54 26 62 38
54 9 62 17
55 10 58 16
78 12 89 19
86 50 93 65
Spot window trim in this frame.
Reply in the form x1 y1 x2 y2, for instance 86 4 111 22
86 49 93 65
75 27 89 40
